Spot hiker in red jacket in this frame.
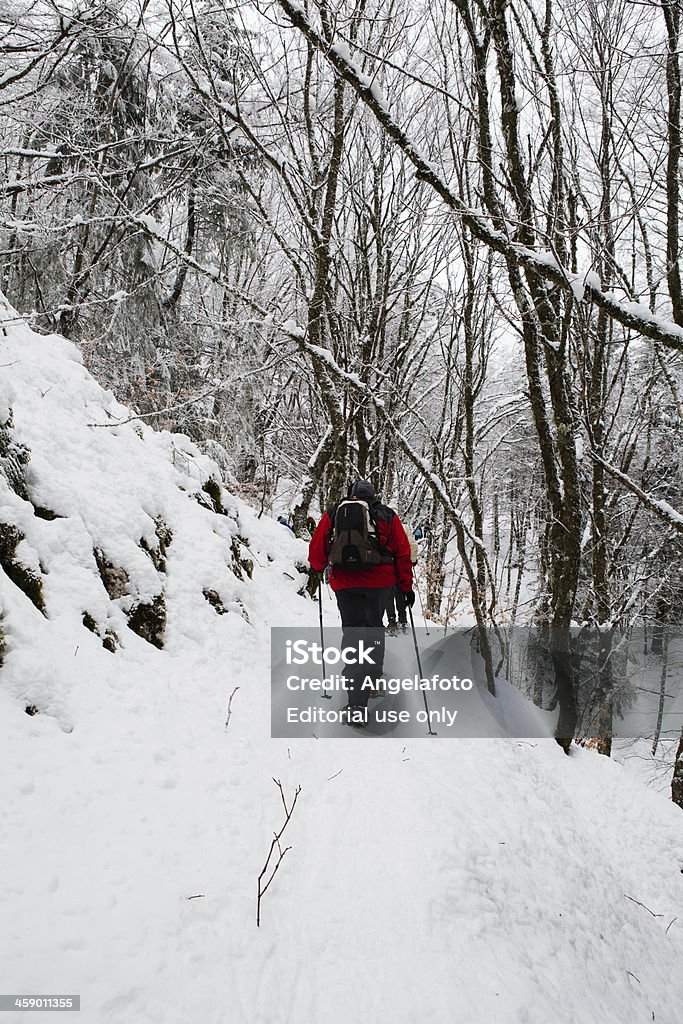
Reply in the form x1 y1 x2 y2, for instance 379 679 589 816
308 479 414 717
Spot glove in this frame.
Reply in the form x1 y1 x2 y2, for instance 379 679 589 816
404 590 416 608
309 568 325 591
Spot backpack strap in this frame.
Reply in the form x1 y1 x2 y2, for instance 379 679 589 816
368 501 395 561
326 504 338 545
371 502 395 524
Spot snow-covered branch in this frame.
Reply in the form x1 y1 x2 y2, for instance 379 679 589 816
589 451 683 536
276 0 683 354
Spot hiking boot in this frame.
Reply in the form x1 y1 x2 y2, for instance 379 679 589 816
341 705 368 727
387 619 398 635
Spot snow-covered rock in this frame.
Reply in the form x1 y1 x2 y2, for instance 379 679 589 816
0 293 310 727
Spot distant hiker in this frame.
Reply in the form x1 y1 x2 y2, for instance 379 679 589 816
308 479 414 721
277 515 295 534
386 530 419 634
384 587 404 634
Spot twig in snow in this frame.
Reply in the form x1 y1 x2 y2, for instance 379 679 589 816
274 776 289 815
256 779 301 927
187 894 206 900
626 971 641 984
665 917 678 935
237 536 265 569
224 686 239 730
327 769 343 781
624 894 663 917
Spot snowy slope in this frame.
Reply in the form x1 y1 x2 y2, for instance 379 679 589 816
1 297 683 1024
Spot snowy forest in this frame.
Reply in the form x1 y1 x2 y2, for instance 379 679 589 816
2 2 683 1022
4 0 682 757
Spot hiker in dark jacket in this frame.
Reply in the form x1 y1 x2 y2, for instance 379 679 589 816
308 479 414 715
386 531 419 633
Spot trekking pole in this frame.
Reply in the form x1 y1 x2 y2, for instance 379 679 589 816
318 574 332 699
408 605 436 735
414 578 431 636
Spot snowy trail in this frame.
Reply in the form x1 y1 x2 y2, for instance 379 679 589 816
257 736 683 1024
3 604 683 1024
1 310 683 1024
228 712 683 1024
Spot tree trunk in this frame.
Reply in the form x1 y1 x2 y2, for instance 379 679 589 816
672 727 683 809
662 0 683 324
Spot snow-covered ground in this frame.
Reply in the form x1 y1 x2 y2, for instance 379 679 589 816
1 299 683 1024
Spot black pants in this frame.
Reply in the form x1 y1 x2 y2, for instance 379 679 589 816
385 586 407 625
335 587 392 709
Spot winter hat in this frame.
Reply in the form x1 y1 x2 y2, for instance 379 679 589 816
350 479 375 500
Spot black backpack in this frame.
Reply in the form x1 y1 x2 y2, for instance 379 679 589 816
328 499 395 569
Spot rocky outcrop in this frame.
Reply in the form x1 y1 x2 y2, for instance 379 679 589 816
0 521 45 613
127 593 166 649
